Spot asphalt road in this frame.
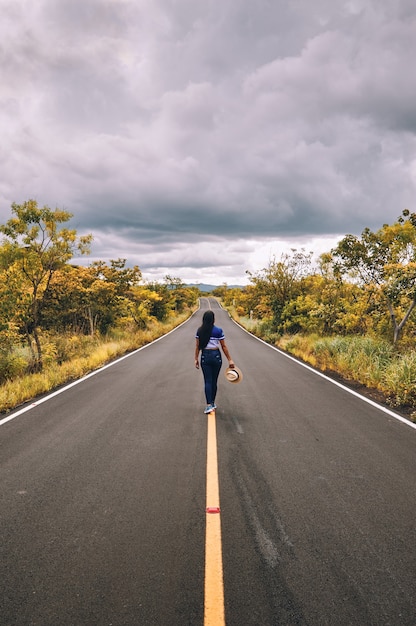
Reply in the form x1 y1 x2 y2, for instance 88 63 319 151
1 298 415 625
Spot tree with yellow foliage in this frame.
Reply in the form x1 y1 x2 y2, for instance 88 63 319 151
0 200 92 371
332 209 416 343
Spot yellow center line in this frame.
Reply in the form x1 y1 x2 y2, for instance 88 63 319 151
204 409 226 626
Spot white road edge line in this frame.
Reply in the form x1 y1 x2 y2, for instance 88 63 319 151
232 319 416 431
0 313 198 427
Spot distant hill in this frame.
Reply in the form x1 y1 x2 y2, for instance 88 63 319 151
187 283 244 292
187 283 216 292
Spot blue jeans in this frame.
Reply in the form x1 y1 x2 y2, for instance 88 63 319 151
201 349 222 404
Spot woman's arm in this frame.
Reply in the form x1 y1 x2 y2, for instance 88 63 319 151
195 338 200 369
220 339 235 367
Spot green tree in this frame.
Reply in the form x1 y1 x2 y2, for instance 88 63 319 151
0 261 26 381
0 200 92 370
91 259 142 296
332 209 416 343
246 249 313 330
212 284 229 299
41 266 116 335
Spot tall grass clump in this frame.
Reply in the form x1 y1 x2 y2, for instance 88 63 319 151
232 313 281 345
278 334 320 367
234 315 259 334
382 351 416 409
309 336 393 388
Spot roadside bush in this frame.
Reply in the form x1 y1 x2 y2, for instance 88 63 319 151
50 333 99 363
0 351 27 383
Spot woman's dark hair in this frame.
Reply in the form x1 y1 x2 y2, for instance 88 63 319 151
197 310 215 350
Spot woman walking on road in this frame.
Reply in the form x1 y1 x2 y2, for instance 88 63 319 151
195 310 235 414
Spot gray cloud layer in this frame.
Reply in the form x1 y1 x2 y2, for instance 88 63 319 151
1 0 416 283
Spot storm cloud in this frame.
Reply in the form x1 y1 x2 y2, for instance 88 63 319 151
1 0 416 283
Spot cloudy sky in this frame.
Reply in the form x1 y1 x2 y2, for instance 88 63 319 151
1 0 416 285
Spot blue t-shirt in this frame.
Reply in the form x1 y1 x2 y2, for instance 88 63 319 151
196 325 225 349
